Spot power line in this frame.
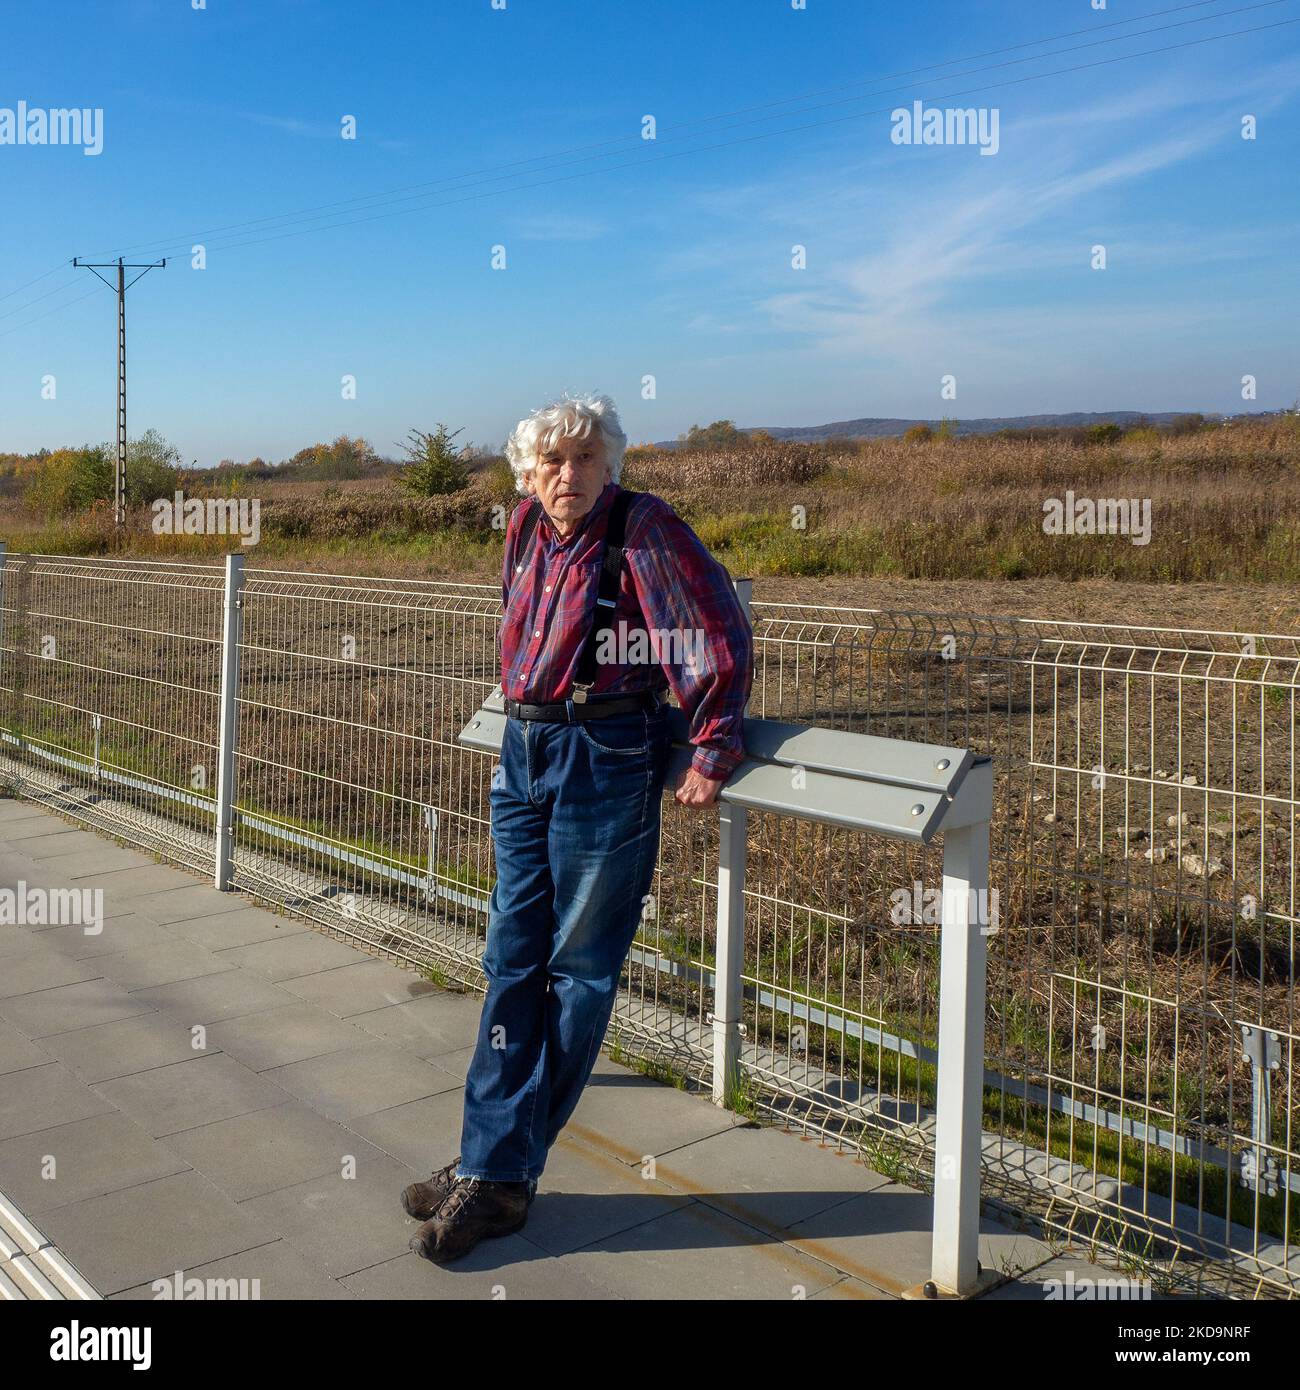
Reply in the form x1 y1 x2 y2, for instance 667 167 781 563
0 5 1288 323
97 15 1300 265
0 284 101 340
81 0 1284 265
0 262 72 305
0 273 86 324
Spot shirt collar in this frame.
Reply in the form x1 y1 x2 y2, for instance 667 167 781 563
537 480 618 549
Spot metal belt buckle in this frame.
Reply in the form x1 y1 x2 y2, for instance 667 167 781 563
571 683 590 705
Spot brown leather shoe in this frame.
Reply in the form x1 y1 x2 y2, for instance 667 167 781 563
408 1177 529 1264
402 1160 537 1221
400 1155 463 1221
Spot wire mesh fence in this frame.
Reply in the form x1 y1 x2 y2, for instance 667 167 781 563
0 553 225 873
0 551 1295 1296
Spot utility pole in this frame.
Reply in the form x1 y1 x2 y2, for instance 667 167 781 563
72 255 167 529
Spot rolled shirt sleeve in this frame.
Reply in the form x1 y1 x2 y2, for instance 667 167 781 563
625 499 754 779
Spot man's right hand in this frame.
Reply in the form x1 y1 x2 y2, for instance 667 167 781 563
673 767 726 810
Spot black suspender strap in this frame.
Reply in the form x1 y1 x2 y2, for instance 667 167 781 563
506 497 543 599
572 489 637 703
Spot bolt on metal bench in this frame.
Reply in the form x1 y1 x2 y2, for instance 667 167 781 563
460 687 994 1298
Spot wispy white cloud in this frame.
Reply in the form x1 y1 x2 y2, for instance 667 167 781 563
672 56 1300 380
516 213 609 242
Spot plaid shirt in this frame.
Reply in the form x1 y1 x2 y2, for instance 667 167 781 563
500 481 753 779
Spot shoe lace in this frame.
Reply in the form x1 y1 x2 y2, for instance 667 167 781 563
432 1155 461 1186
438 1177 481 1228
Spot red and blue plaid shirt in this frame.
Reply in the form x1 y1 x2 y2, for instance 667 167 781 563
500 482 754 779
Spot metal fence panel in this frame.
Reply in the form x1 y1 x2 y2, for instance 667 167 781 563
1 558 1295 1296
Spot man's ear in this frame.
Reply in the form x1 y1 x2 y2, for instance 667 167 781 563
523 473 537 496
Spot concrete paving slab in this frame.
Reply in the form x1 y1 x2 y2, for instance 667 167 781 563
560 1197 845 1299
91 1052 293 1138
0 851 45 883
279 959 440 1017
236 1153 424 1279
124 884 259 926
563 1054 744 1166
809 1275 893 1299
518 1134 695 1257
37 1012 211 1084
624 1124 893 1236
0 924 65 959
348 992 483 1060
0 801 64 827
0 1020 50 1077
215 931 369 981
342 1089 466 1173
204 1003 370 1072
93 937 236 991
53 847 159 879
0 1109 191 1214
0 854 81 892
89 863 206 906
159 1100 395 1202
0 976 156 1038
0 1061 115 1140
265 1041 459 1123
37 1169 275 1296
340 1244 619 1300
0 950 103 998
128 967 296 1025
425 1044 471 1081
0 822 85 847
34 914 175 960
162 905 309 950
110 1238 355 1301
783 1181 1053 1296
12 830 112 860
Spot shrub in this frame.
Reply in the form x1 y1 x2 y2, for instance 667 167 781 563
22 446 112 516
398 425 471 496
125 428 182 505
483 456 519 507
679 420 746 449
283 436 378 481
1087 422 1123 445
903 424 934 445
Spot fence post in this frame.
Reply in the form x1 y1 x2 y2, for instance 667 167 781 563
929 819 991 1296
1 545 31 757
0 542 6 692
711 577 753 1107
214 553 245 890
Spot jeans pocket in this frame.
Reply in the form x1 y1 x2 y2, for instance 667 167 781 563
577 710 649 756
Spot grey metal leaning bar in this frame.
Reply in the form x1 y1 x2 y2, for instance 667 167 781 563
459 686 995 1298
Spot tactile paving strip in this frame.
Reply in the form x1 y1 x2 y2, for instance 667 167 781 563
0 1192 100 1300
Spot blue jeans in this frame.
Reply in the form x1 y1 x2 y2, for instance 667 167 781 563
456 704 672 1184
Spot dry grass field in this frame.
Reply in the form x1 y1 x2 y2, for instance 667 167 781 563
4 415 1297 629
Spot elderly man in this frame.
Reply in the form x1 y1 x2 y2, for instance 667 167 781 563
403 392 753 1263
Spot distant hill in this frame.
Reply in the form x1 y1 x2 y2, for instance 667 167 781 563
652 409 1284 447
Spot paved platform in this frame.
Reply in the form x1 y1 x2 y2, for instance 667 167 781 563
0 796 1130 1300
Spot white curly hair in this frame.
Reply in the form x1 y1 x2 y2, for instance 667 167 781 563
504 392 628 495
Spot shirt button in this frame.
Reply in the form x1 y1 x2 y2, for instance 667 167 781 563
544 585 551 592
533 631 541 638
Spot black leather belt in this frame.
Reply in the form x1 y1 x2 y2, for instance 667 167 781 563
505 690 663 722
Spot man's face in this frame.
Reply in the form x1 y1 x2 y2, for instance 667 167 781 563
527 428 610 536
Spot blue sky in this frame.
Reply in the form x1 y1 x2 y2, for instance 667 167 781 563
1 0 1297 464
